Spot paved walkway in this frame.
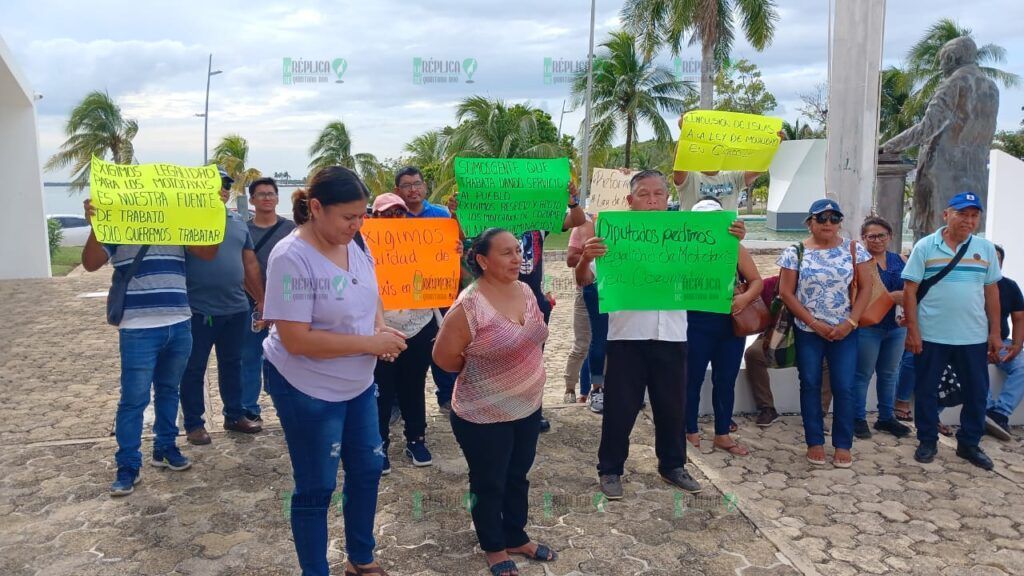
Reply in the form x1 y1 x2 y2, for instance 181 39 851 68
0 257 1020 575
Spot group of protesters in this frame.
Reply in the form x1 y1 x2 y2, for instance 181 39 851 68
83 139 1022 575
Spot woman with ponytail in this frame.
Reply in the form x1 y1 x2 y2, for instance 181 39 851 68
262 166 406 576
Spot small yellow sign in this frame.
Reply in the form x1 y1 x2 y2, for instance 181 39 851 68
89 157 226 245
673 110 783 172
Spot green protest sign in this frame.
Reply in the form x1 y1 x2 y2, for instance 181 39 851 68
453 157 570 237
595 211 739 313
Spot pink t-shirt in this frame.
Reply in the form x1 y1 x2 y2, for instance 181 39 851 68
568 218 595 250
452 282 549 424
263 234 379 402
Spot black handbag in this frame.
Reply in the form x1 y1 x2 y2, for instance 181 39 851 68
937 364 964 408
106 245 150 326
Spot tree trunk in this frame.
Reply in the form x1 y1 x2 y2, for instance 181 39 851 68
624 117 634 168
700 39 715 109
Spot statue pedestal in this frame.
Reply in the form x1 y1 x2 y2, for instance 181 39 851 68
875 152 914 253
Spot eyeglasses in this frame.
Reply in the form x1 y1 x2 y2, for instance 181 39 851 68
398 181 425 191
378 208 408 218
812 213 843 225
863 233 890 241
253 192 278 199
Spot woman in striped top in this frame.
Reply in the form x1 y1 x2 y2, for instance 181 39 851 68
433 228 557 576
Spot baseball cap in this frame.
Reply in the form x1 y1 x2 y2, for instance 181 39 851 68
372 193 408 214
806 198 844 219
692 199 723 212
948 192 983 211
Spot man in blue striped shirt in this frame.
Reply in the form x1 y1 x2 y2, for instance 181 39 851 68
903 192 1002 470
81 199 218 496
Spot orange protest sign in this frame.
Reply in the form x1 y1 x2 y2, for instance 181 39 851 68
360 218 461 310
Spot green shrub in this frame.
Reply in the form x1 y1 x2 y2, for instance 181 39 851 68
47 218 63 256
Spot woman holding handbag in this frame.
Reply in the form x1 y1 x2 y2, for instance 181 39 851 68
684 199 764 456
851 216 913 439
778 199 873 468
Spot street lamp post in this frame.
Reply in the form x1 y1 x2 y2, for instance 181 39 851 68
580 0 596 208
195 54 222 165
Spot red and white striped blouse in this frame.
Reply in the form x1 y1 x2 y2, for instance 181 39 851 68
451 281 549 424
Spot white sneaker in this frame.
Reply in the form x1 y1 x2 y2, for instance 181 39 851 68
563 391 576 404
589 391 604 414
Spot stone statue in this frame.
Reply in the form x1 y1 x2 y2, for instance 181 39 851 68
881 37 999 240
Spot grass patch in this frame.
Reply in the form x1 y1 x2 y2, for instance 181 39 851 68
50 246 82 277
545 231 570 251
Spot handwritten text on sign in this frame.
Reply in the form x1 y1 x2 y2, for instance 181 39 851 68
89 157 226 245
673 110 783 172
588 168 633 212
361 218 461 310
454 157 570 237
595 211 739 313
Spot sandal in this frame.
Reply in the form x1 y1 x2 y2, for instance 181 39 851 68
806 446 826 466
729 420 739 433
686 433 701 449
344 562 388 575
714 439 749 456
488 560 519 576
508 543 558 562
894 404 913 422
939 424 954 437
833 449 853 469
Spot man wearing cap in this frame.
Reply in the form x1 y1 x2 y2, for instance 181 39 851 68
179 170 267 445
903 192 1002 469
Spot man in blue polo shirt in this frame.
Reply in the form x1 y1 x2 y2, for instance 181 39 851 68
903 192 1002 470
392 166 462 413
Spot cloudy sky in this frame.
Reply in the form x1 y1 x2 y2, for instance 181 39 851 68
2 0 1022 181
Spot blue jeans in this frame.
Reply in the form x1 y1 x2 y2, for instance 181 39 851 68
266 362 383 572
685 312 745 436
989 339 1024 418
896 350 916 403
115 320 192 469
852 326 906 421
180 311 247 431
241 303 269 418
795 329 858 449
580 283 608 394
915 341 989 446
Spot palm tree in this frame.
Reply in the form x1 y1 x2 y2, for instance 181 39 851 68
403 129 447 191
569 31 692 168
621 0 779 109
211 134 262 197
308 120 379 177
901 18 1020 126
781 119 817 141
879 66 915 141
44 91 138 192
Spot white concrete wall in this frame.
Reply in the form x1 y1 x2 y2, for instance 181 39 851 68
986 150 1024 285
0 35 50 279
767 139 826 229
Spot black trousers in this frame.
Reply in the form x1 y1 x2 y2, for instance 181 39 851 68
598 340 687 476
450 408 541 552
374 318 437 451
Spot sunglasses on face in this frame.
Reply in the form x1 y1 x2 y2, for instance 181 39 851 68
812 213 843 225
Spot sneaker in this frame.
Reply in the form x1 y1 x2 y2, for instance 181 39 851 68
389 405 402 427
874 418 911 438
853 419 872 439
405 438 433 467
755 408 779 427
563 391 576 404
660 467 702 494
151 446 192 471
956 443 994 471
438 401 452 415
599 474 623 500
381 454 391 475
986 410 1012 441
110 466 140 497
539 417 551 433
914 442 938 464
589 391 604 414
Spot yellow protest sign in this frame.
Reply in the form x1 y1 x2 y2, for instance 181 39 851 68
360 218 461 310
89 157 226 245
588 168 633 212
673 110 783 172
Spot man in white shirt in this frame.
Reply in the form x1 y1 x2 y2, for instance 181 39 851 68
576 170 745 499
